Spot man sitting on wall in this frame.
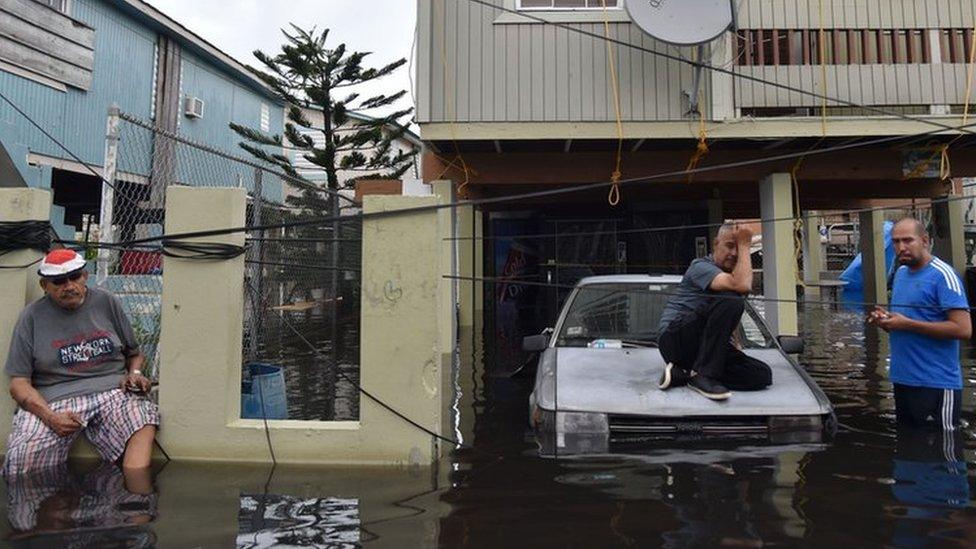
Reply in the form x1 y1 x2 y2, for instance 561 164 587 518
2 250 159 475
656 223 772 401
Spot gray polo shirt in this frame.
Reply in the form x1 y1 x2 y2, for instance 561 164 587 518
658 257 724 333
5 287 139 402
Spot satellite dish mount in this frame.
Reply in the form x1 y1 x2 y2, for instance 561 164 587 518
625 0 737 115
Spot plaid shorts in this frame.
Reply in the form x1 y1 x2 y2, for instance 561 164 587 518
2 388 160 476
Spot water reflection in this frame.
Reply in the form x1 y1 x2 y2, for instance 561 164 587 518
237 493 360 548
4 462 156 547
0 303 973 546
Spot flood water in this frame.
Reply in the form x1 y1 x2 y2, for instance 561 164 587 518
2 301 975 547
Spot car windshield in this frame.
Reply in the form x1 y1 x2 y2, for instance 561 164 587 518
554 282 772 349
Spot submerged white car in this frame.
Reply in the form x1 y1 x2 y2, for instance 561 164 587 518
525 275 835 456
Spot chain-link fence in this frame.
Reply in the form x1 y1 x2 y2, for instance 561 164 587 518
100 110 361 420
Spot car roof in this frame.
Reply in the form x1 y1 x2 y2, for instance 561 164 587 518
576 274 682 286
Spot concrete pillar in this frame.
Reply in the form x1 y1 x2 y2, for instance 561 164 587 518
456 204 484 329
760 173 798 336
431 180 458 455
802 210 824 288
931 196 966 275
157 187 248 459
0 188 51 450
431 180 457 342
859 209 888 307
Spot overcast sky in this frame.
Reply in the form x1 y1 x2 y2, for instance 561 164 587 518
146 0 418 120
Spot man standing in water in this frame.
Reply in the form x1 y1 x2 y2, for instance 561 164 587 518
868 217 971 430
657 223 772 400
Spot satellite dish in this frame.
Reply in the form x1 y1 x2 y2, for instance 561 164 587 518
625 0 734 46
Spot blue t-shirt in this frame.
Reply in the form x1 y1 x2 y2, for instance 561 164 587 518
889 258 969 390
658 257 723 332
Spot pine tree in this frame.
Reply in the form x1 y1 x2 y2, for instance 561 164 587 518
231 26 415 419
230 24 416 208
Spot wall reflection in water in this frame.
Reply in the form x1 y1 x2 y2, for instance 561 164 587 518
237 493 360 548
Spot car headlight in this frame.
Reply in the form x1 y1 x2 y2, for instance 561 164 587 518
556 411 609 434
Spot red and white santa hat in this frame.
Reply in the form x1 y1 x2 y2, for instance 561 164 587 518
38 249 87 278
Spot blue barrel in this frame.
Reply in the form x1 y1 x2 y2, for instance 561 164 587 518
241 363 288 419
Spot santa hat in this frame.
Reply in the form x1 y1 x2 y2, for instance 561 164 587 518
38 249 86 278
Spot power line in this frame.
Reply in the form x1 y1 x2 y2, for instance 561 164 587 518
0 90 144 210
118 119 976 247
445 181 976 243
443 274 976 313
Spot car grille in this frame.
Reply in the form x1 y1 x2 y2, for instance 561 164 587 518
608 414 770 440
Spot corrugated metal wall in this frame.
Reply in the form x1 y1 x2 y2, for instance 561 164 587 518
418 0 976 124
418 0 703 123
736 1 975 29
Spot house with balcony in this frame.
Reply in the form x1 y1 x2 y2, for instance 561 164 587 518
416 0 976 364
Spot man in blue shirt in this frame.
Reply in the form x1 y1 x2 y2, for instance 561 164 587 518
868 217 971 430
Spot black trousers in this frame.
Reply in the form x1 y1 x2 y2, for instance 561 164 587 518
659 293 772 390
893 383 961 430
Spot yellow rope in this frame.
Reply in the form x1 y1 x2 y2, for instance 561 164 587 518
905 19 976 182
686 58 709 182
939 17 976 182
602 0 624 206
789 155 811 287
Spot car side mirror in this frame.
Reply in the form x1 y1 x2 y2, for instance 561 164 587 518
777 335 804 354
522 334 549 352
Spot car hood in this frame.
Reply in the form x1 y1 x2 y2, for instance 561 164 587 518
532 347 831 417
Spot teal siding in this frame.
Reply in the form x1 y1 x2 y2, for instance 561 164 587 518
0 0 282 202
178 50 284 201
0 0 155 188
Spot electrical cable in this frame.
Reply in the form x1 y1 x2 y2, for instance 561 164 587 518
244 259 359 273
115 119 976 247
160 240 247 260
117 111 360 207
0 220 53 269
0 91 144 210
442 273 976 313
459 0 976 137
447 179 976 243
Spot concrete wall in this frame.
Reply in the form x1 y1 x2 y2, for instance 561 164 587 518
156 186 453 466
0 189 51 448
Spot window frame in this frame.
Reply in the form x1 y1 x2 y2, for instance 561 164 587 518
516 0 623 11
496 0 629 24
32 0 70 14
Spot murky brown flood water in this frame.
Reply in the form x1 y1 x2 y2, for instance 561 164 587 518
1 301 974 547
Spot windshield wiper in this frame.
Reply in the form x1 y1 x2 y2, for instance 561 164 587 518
618 339 658 348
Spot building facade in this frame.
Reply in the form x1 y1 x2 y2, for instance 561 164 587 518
416 0 976 366
0 0 285 235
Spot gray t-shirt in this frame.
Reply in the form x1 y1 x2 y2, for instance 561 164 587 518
658 257 724 333
5 287 139 402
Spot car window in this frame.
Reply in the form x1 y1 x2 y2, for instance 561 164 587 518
556 283 668 346
555 283 773 349
737 306 773 348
